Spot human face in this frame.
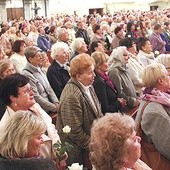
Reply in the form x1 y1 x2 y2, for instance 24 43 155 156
123 53 130 63
96 43 105 52
98 61 109 73
79 42 88 53
142 41 152 54
78 65 95 86
61 30 69 42
125 130 141 168
160 70 170 92
57 50 69 64
2 63 16 78
128 43 137 55
15 83 35 110
26 133 44 158
30 52 43 67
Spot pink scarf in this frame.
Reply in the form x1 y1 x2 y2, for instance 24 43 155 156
142 87 170 107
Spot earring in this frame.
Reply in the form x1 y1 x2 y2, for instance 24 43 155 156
14 102 17 106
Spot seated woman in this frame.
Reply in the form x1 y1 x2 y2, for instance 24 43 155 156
57 53 103 169
137 37 154 67
135 63 170 169
0 73 60 159
108 46 140 112
92 51 127 114
89 113 151 170
0 110 56 170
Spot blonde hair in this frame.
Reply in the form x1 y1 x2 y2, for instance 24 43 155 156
0 59 15 79
89 113 135 170
155 54 170 69
0 110 46 158
70 53 95 78
91 51 109 69
142 63 167 87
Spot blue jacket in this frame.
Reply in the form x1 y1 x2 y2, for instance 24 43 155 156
37 34 51 52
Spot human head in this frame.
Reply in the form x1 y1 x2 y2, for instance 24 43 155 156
137 37 152 54
51 42 69 64
37 26 45 35
71 37 88 53
155 54 170 73
92 24 102 34
108 46 130 66
91 51 109 73
0 110 46 158
114 26 123 36
25 46 43 66
90 41 105 53
89 113 141 170
0 59 16 79
12 40 26 53
119 38 137 54
57 27 69 42
142 63 170 92
126 21 135 32
153 24 162 34
70 53 95 86
0 73 35 108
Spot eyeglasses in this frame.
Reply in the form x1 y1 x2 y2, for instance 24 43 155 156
18 87 33 96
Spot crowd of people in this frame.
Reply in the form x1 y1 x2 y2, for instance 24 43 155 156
0 8 170 170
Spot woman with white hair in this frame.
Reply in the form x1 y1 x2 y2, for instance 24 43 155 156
69 37 88 62
108 46 140 112
47 42 70 99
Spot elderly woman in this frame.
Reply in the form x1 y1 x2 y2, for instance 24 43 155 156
10 40 27 73
92 51 127 114
69 37 88 62
108 46 140 112
0 111 56 170
135 63 170 169
47 42 70 99
89 113 151 170
57 53 103 168
120 38 144 95
137 37 155 67
0 73 60 159
0 59 16 81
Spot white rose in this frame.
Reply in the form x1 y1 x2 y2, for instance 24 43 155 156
62 125 71 133
68 163 83 170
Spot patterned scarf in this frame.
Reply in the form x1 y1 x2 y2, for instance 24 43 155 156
142 87 170 107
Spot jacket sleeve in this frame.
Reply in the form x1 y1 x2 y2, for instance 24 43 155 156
93 79 121 113
141 103 170 160
23 71 58 113
108 68 136 108
60 94 90 148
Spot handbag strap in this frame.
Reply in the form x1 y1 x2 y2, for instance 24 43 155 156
136 101 150 133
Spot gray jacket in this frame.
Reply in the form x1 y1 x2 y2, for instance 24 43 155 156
135 100 170 160
22 62 59 113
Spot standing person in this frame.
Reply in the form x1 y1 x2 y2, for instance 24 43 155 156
57 54 103 169
135 63 170 169
23 46 59 114
90 113 151 170
92 51 127 114
10 40 27 73
47 42 70 99
0 111 57 170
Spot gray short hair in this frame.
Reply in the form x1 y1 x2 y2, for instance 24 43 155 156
51 42 69 59
57 27 67 39
71 37 85 52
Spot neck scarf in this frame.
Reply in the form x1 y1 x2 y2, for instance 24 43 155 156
142 87 170 107
98 72 117 92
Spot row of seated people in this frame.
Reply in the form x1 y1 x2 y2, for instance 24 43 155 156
0 48 170 169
